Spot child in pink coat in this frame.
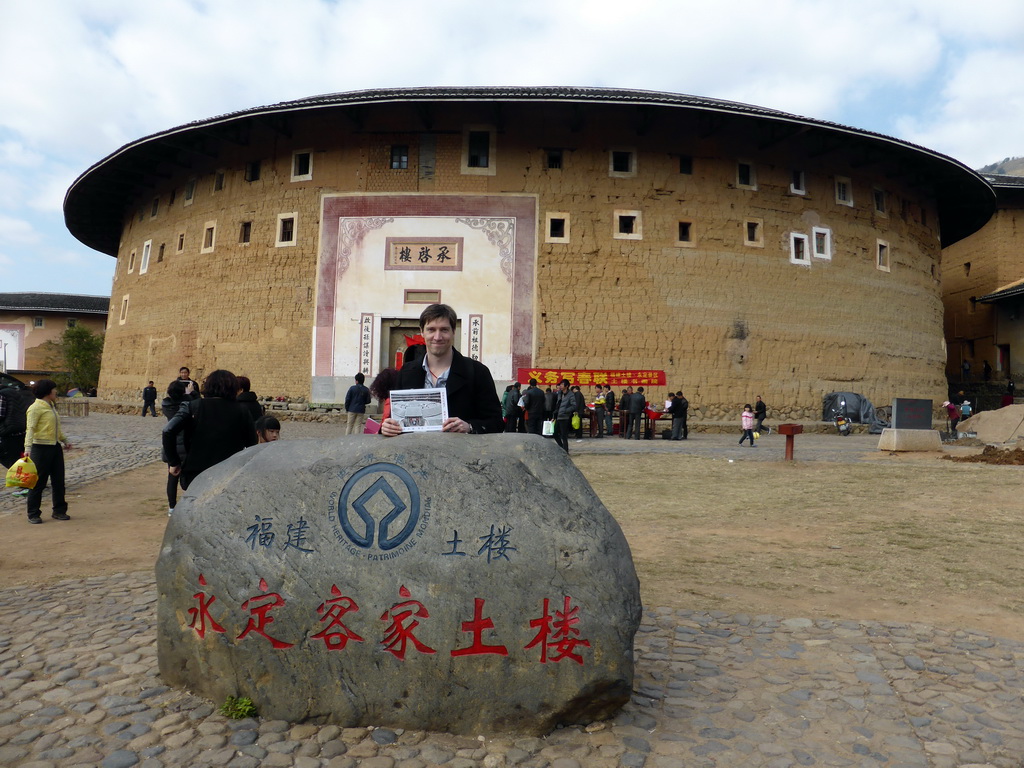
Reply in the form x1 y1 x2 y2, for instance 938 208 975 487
740 404 756 446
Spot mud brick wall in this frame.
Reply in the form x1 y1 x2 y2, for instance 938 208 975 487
98 100 948 419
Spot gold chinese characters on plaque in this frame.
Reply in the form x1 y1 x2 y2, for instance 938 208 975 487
384 238 464 272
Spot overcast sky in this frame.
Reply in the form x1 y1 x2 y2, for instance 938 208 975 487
2 0 1023 298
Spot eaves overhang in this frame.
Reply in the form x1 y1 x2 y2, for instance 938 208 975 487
64 85 997 256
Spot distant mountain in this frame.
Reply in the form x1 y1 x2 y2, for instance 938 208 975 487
978 157 1024 176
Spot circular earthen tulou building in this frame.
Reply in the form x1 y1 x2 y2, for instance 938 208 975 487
65 86 995 419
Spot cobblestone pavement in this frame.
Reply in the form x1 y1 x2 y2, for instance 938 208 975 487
2 414 1017 768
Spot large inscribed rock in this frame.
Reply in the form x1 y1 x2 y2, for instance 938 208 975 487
156 434 641 735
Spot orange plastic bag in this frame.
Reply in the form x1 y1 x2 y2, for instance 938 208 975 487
5 456 38 489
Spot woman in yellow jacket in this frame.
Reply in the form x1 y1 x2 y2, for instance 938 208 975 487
24 379 72 524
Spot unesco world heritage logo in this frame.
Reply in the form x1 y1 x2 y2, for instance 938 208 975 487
328 463 430 560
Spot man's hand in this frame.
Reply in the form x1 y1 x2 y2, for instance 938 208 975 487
380 417 403 437
441 417 472 433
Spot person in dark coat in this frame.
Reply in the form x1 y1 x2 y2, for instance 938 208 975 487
142 381 158 417
626 386 646 439
236 376 263 422
160 380 189 514
670 390 689 440
520 378 547 435
163 369 257 491
381 304 502 436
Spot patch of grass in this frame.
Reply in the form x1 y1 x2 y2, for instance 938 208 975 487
219 695 257 719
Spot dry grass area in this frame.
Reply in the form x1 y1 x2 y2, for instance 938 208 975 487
575 454 1024 639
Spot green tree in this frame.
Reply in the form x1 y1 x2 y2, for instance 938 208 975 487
43 326 104 392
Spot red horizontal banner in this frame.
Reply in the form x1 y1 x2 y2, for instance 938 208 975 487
516 369 666 387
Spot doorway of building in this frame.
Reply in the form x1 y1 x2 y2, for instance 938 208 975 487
385 319 462 370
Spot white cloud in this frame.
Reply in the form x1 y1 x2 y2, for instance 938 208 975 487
0 215 40 246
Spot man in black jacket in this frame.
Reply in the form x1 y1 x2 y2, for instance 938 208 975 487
142 381 158 417
670 390 689 440
521 378 546 435
381 304 503 436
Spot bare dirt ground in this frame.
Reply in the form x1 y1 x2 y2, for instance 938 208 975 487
3 451 1024 640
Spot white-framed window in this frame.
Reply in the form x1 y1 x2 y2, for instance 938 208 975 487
462 125 496 175
835 176 853 206
876 239 890 272
736 160 757 190
184 178 196 206
812 227 832 259
176 232 185 254
201 221 217 254
139 239 152 275
676 221 695 247
609 148 637 178
33 316 44 329
276 213 297 247
790 169 806 195
545 212 570 244
291 150 313 181
790 233 810 265
613 209 643 240
119 295 130 325
873 187 887 215
127 249 137 273
66 318 77 328
743 219 764 247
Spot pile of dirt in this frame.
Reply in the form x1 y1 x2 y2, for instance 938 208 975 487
956 404 1024 443
946 445 1024 465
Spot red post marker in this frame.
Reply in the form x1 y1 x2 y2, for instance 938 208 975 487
777 423 803 461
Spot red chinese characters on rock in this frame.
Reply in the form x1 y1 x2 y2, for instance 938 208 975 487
525 596 591 665
311 585 364 651
380 585 437 660
237 578 294 649
188 574 226 639
183 577 591 664
451 597 508 657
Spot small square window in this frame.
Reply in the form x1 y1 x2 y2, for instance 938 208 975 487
33 316 44 329
201 221 217 254
176 233 185 254
240 221 252 244
790 169 806 195
276 213 297 247
835 176 853 206
873 188 887 215
245 161 261 182
150 197 159 218
119 295 129 325
790 233 810 265
678 155 693 174
611 150 633 174
66 318 77 329
877 240 890 272
214 170 225 191
613 209 642 240
292 151 312 181
140 240 152 274
737 161 757 190
390 145 409 170
184 179 196 205
545 212 570 243
157 243 165 263
744 219 764 247
812 227 832 259
546 149 563 170
676 221 695 247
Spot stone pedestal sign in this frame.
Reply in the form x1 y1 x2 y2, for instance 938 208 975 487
156 434 641 735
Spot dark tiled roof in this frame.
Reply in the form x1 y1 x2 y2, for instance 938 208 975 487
65 85 996 254
0 293 110 314
983 173 1024 190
